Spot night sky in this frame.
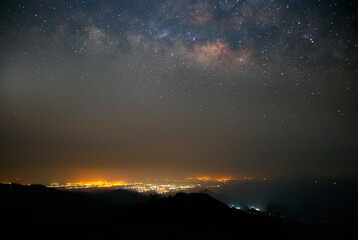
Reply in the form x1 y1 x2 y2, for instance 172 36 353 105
1 0 357 183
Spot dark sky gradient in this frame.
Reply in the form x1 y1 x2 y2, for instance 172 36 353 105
1 0 358 183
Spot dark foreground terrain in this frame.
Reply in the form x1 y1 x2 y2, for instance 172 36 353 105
0 183 351 239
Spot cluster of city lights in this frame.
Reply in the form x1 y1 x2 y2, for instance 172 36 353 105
123 183 202 194
47 177 240 193
48 181 138 189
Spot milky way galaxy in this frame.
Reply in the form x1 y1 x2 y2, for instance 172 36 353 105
1 0 357 183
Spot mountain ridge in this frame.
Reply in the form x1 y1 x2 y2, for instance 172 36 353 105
0 183 344 239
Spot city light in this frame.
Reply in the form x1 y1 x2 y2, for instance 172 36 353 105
250 206 260 211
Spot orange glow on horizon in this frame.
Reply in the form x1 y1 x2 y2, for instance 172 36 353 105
185 176 236 182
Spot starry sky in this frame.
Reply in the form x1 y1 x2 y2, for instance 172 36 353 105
1 0 358 183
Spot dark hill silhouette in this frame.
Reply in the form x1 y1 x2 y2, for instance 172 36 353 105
129 192 236 223
93 188 149 205
0 184 344 239
0 183 103 219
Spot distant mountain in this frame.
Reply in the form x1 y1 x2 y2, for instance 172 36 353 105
0 183 345 239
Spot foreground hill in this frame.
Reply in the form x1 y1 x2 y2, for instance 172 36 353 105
0 184 346 239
